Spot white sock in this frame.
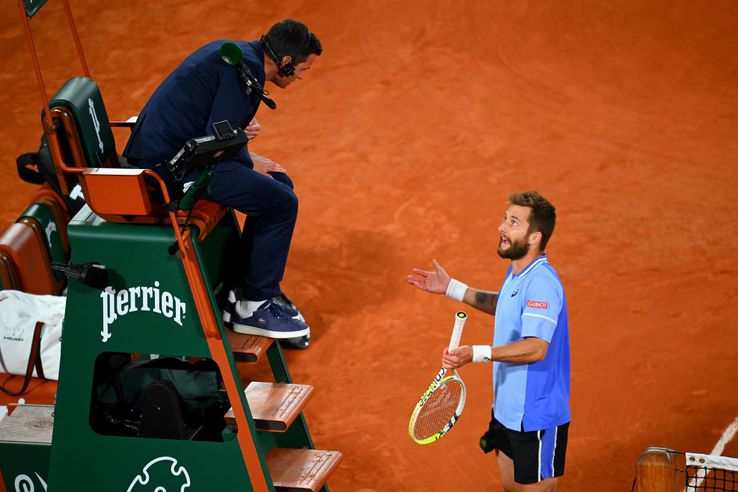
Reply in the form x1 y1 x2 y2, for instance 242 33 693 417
235 299 267 317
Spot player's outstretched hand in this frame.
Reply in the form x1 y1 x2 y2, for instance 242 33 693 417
407 259 451 295
442 345 472 369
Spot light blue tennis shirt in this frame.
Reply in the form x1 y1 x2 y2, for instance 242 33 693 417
492 254 570 432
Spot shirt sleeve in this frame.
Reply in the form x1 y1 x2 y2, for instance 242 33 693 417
520 277 562 342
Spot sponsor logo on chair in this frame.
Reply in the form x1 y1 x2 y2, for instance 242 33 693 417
99 281 187 342
13 472 47 492
44 221 57 244
127 456 191 492
88 97 104 154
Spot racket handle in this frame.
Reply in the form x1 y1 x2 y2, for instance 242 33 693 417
448 311 467 350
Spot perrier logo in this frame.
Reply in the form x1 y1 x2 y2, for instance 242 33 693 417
100 281 186 342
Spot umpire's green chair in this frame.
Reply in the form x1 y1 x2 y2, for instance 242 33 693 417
0 68 342 490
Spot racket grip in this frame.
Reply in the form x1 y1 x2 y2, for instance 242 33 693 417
448 311 467 350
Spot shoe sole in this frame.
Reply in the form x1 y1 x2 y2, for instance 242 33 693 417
231 323 310 339
279 338 311 349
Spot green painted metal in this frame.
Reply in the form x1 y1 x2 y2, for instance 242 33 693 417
0 441 51 490
178 170 214 211
46 207 270 490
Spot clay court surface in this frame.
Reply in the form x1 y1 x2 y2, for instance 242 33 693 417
2 1 738 490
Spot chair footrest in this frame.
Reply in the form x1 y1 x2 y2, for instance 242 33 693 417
0 404 55 444
267 448 343 492
225 382 314 431
227 330 274 363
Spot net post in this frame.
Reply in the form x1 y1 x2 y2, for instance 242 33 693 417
635 447 678 492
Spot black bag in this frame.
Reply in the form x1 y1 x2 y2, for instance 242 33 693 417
16 135 86 216
90 355 229 441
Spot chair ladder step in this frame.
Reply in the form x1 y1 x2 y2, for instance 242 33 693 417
227 330 274 363
225 382 314 431
0 404 55 444
267 448 343 492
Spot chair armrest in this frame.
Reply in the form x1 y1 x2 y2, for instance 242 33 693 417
110 115 138 129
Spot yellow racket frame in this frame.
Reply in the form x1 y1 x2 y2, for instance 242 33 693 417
408 366 467 445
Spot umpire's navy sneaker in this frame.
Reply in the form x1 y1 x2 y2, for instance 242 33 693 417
273 293 306 323
272 293 310 349
229 299 310 339
223 290 301 323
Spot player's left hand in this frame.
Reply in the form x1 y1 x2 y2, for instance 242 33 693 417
442 345 472 369
407 259 451 295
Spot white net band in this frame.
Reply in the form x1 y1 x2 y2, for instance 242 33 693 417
686 452 738 473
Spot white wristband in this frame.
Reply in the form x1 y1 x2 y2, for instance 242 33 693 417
445 278 468 302
472 345 493 363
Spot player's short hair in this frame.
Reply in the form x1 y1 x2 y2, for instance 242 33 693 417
264 19 322 64
508 191 556 250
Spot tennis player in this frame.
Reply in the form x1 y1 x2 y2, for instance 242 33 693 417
407 191 570 491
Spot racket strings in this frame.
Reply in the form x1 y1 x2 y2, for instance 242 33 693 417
411 379 464 440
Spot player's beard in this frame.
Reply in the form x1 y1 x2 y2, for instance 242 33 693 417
497 234 530 260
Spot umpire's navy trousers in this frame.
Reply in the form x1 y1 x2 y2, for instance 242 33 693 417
203 160 297 301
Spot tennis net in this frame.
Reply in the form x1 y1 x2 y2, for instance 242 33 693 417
685 452 738 491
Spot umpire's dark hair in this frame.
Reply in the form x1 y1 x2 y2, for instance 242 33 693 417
264 19 322 64
509 191 556 251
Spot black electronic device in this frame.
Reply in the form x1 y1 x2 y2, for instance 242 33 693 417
165 120 247 180
212 120 236 140
51 262 108 290
260 35 295 77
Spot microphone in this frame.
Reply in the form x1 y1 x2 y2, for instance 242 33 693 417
220 41 277 110
51 262 109 290
259 92 277 110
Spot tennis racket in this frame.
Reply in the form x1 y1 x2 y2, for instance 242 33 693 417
408 311 467 445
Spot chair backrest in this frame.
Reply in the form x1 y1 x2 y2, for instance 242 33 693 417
0 222 59 295
42 78 226 238
46 76 118 168
18 199 71 286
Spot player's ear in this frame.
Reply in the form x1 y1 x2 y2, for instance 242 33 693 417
529 230 542 247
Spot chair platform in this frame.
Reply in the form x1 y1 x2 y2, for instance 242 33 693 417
225 382 314 432
0 404 54 445
267 448 343 492
227 330 274 363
